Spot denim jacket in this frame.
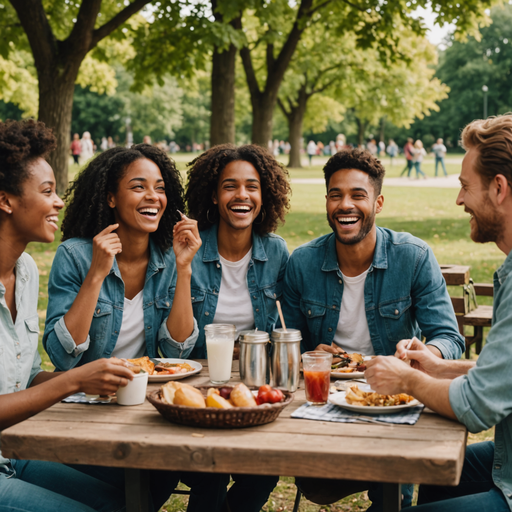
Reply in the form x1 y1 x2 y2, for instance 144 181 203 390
450 250 512 511
188 224 289 359
281 227 464 358
43 238 198 371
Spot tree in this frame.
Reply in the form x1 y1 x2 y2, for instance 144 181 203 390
2 0 152 192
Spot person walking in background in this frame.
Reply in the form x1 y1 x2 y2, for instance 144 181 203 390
307 140 317 166
70 133 81 165
412 139 427 179
378 140 386 157
80 131 94 162
400 137 414 177
386 139 398 166
107 136 115 149
432 137 448 177
100 137 108 152
316 141 324 155
367 139 378 156
329 140 336 156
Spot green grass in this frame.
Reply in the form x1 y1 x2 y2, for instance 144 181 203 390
30 156 497 511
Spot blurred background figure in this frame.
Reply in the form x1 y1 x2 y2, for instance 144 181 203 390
143 135 152 145
335 133 346 153
432 137 448 177
367 138 378 156
316 140 324 155
70 133 81 165
386 139 398 166
400 137 414 177
412 139 427 179
100 137 108 151
107 136 116 149
329 140 336 156
378 139 386 156
80 131 94 162
307 140 317 166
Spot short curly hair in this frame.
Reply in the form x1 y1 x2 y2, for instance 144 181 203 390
62 144 184 251
0 119 56 196
185 144 291 235
323 148 386 195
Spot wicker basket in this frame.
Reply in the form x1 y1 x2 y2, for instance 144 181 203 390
147 386 294 429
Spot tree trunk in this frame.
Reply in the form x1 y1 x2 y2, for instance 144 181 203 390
379 116 386 143
285 87 308 168
356 117 366 147
38 65 81 194
210 44 237 146
251 92 278 148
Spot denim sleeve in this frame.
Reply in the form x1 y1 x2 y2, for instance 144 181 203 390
43 245 90 370
411 247 465 359
449 287 512 433
27 347 43 387
158 316 199 358
281 252 313 352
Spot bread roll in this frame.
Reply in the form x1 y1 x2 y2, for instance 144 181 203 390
230 383 257 407
174 387 206 408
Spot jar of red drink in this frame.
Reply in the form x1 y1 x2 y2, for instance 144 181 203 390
302 351 332 405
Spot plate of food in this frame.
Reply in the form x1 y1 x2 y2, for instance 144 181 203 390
328 383 421 414
127 356 202 382
147 382 293 428
330 353 373 379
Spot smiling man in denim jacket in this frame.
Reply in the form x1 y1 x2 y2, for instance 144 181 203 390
366 115 512 512
281 148 464 510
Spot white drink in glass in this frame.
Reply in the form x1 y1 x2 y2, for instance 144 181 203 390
205 324 236 385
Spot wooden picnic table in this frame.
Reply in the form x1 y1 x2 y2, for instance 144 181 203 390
1 360 467 512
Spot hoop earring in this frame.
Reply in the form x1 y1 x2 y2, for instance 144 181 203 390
254 208 266 225
207 207 217 224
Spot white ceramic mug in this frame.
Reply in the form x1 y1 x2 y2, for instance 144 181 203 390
116 371 148 406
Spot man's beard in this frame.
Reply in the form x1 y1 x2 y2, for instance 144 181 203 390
327 206 376 246
469 195 503 244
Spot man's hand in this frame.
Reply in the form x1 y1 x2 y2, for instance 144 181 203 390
69 358 134 395
395 338 443 377
315 344 346 355
364 356 415 395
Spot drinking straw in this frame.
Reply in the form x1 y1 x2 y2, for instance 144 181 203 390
276 300 287 332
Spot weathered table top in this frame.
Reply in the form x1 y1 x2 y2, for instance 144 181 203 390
1 361 467 486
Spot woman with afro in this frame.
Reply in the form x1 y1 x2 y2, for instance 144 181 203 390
0 119 135 511
185 143 291 512
43 145 202 371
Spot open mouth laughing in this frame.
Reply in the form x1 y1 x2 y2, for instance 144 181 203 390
229 204 253 217
138 207 160 218
336 215 361 229
46 215 59 229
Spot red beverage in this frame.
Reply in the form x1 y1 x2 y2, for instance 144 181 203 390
304 369 330 404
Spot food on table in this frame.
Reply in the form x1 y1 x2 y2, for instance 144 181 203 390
304 369 330 404
230 383 258 407
160 382 285 408
174 386 206 408
331 351 366 372
127 356 195 376
345 384 415 407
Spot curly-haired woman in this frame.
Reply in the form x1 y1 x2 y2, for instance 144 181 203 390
43 145 201 371
0 119 137 511
185 143 291 512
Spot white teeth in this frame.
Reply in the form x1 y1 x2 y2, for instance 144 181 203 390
46 216 59 223
231 205 251 211
338 216 359 223
139 208 159 214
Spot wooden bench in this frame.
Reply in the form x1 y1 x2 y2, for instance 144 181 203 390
440 266 493 358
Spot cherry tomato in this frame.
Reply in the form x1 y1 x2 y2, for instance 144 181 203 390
268 388 284 403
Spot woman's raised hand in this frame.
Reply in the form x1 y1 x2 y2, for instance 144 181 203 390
173 213 202 271
90 224 122 280
70 358 134 395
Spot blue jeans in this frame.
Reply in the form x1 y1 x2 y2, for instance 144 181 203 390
400 159 414 177
413 161 426 178
435 156 447 176
0 459 124 512
414 442 509 512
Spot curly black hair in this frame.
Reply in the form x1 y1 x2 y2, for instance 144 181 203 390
62 144 184 251
0 119 56 196
185 144 291 235
323 148 386 195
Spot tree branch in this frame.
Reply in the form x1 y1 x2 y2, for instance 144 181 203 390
339 0 366 13
66 0 102 55
91 0 151 48
240 19 262 100
277 97 292 121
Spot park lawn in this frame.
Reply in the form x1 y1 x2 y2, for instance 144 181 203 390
30 161 498 512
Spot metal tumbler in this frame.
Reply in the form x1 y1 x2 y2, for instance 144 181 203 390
270 328 301 392
239 330 270 387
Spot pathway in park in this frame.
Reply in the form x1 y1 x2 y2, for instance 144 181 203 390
292 173 462 188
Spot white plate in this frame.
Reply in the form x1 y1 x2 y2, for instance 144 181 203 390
148 359 202 382
328 383 421 415
330 355 373 380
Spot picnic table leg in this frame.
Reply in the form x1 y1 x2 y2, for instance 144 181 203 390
382 483 401 512
125 468 151 512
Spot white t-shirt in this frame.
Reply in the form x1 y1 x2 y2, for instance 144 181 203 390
213 250 255 334
112 290 146 359
332 269 374 355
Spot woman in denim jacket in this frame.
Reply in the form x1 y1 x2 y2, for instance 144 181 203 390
184 144 291 512
43 145 201 370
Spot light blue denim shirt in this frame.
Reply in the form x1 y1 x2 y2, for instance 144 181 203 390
187 224 289 359
282 227 465 358
450 249 512 510
43 238 199 371
0 253 43 466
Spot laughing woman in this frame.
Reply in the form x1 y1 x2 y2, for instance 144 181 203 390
0 119 136 512
43 144 201 370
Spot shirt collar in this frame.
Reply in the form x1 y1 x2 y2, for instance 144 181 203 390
496 249 512 285
322 227 388 272
202 223 266 262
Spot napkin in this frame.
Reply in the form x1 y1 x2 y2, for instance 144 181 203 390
62 392 113 404
291 402 423 425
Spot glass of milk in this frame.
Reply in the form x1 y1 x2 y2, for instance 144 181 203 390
204 324 236 384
